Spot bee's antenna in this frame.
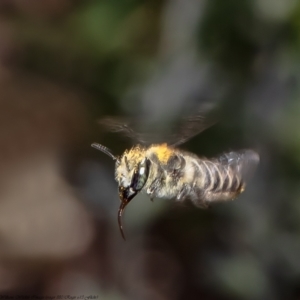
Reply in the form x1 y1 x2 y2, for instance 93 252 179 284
91 143 118 161
118 200 128 240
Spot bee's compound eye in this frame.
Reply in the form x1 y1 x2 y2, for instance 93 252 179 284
130 158 151 192
139 166 145 175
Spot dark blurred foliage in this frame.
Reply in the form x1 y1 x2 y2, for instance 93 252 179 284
0 0 299 299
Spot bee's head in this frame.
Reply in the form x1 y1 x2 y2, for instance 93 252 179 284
117 155 151 201
115 146 149 193
92 143 151 239
116 152 151 240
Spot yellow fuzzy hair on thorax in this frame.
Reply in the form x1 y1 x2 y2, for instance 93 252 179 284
149 143 174 164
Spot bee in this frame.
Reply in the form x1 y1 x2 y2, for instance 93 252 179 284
92 116 259 240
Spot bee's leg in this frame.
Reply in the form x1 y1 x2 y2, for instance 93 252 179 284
148 191 156 202
190 196 210 208
196 200 210 209
190 189 210 209
176 184 190 201
147 178 161 201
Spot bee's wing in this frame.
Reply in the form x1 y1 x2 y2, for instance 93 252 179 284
168 114 217 147
218 149 260 182
98 111 217 146
98 117 150 145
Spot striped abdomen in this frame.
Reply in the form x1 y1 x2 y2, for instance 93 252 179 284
190 150 259 206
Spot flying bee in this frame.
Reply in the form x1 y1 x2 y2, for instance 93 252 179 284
92 115 259 240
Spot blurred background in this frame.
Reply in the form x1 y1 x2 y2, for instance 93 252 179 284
0 0 299 299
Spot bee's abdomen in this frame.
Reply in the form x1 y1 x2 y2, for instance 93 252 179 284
196 160 239 193
191 150 259 205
